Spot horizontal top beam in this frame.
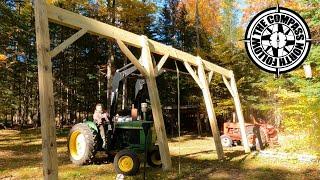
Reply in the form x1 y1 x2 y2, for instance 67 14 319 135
46 4 233 78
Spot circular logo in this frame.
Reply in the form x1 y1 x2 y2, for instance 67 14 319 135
245 6 311 76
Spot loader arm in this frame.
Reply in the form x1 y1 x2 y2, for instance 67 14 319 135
109 63 145 120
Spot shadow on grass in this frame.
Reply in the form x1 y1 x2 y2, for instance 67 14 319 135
169 133 205 143
0 129 70 172
86 150 318 180
1 129 319 179
137 155 318 180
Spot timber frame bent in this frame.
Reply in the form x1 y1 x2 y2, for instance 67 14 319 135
34 1 250 179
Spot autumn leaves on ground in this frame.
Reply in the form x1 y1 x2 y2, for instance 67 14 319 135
0 129 319 180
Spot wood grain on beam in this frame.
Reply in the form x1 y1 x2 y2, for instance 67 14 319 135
34 0 58 179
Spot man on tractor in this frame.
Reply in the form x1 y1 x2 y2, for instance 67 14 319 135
67 64 162 175
93 103 109 149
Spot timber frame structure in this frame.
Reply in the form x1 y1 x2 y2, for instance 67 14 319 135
34 0 250 179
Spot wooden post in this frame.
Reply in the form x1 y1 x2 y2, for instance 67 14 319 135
34 0 58 179
196 57 224 160
140 36 172 170
230 73 250 153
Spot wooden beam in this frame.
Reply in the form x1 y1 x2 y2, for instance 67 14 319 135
196 57 224 160
140 35 172 170
46 4 233 78
222 75 235 97
156 53 169 75
34 0 58 179
116 39 147 77
230 73 250 153
208 71 214 83
50 28 88 58
183 62 202 88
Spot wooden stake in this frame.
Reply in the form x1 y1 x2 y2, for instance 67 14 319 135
140 36 172 170
34 0 58 179
230 73 250 153
196 57 224 160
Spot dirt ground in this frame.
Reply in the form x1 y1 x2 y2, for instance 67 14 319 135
0 129 319 180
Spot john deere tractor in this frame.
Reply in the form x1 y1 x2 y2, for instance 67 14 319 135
67 63 162 176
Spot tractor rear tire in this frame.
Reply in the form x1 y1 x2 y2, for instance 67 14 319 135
147 148 162 168
68 123 98 165
114 149 140 176
220 135 233 147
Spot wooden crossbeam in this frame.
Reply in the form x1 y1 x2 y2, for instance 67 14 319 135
50 28 88 58
46 4 233 78
116 39 148 77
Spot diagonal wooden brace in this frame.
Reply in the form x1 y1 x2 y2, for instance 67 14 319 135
156 53 169 75
116 39 148 77
222 75 235 97
50 28 88 58
208 71 214 83
183 62 202 88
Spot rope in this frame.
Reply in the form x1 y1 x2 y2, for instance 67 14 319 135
174 61 181 178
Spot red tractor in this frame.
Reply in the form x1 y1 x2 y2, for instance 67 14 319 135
220 116 278 149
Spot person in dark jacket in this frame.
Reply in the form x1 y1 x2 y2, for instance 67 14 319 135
93 103 109 149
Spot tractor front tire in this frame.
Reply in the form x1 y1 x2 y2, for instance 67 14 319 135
68 123 98 165
114 150 140 176
147 148 162 168
220 135 233 147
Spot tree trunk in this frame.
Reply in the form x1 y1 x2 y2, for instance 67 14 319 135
121 58 127 110
106 0 116 110
195 0 200 55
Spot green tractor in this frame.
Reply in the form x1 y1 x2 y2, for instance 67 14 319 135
67 63 162 176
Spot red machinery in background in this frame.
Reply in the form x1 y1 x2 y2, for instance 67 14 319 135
220 115 278 148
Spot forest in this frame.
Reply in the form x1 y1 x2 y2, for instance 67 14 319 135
0 0 319 179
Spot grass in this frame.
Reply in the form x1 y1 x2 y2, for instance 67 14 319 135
0 129 319 179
